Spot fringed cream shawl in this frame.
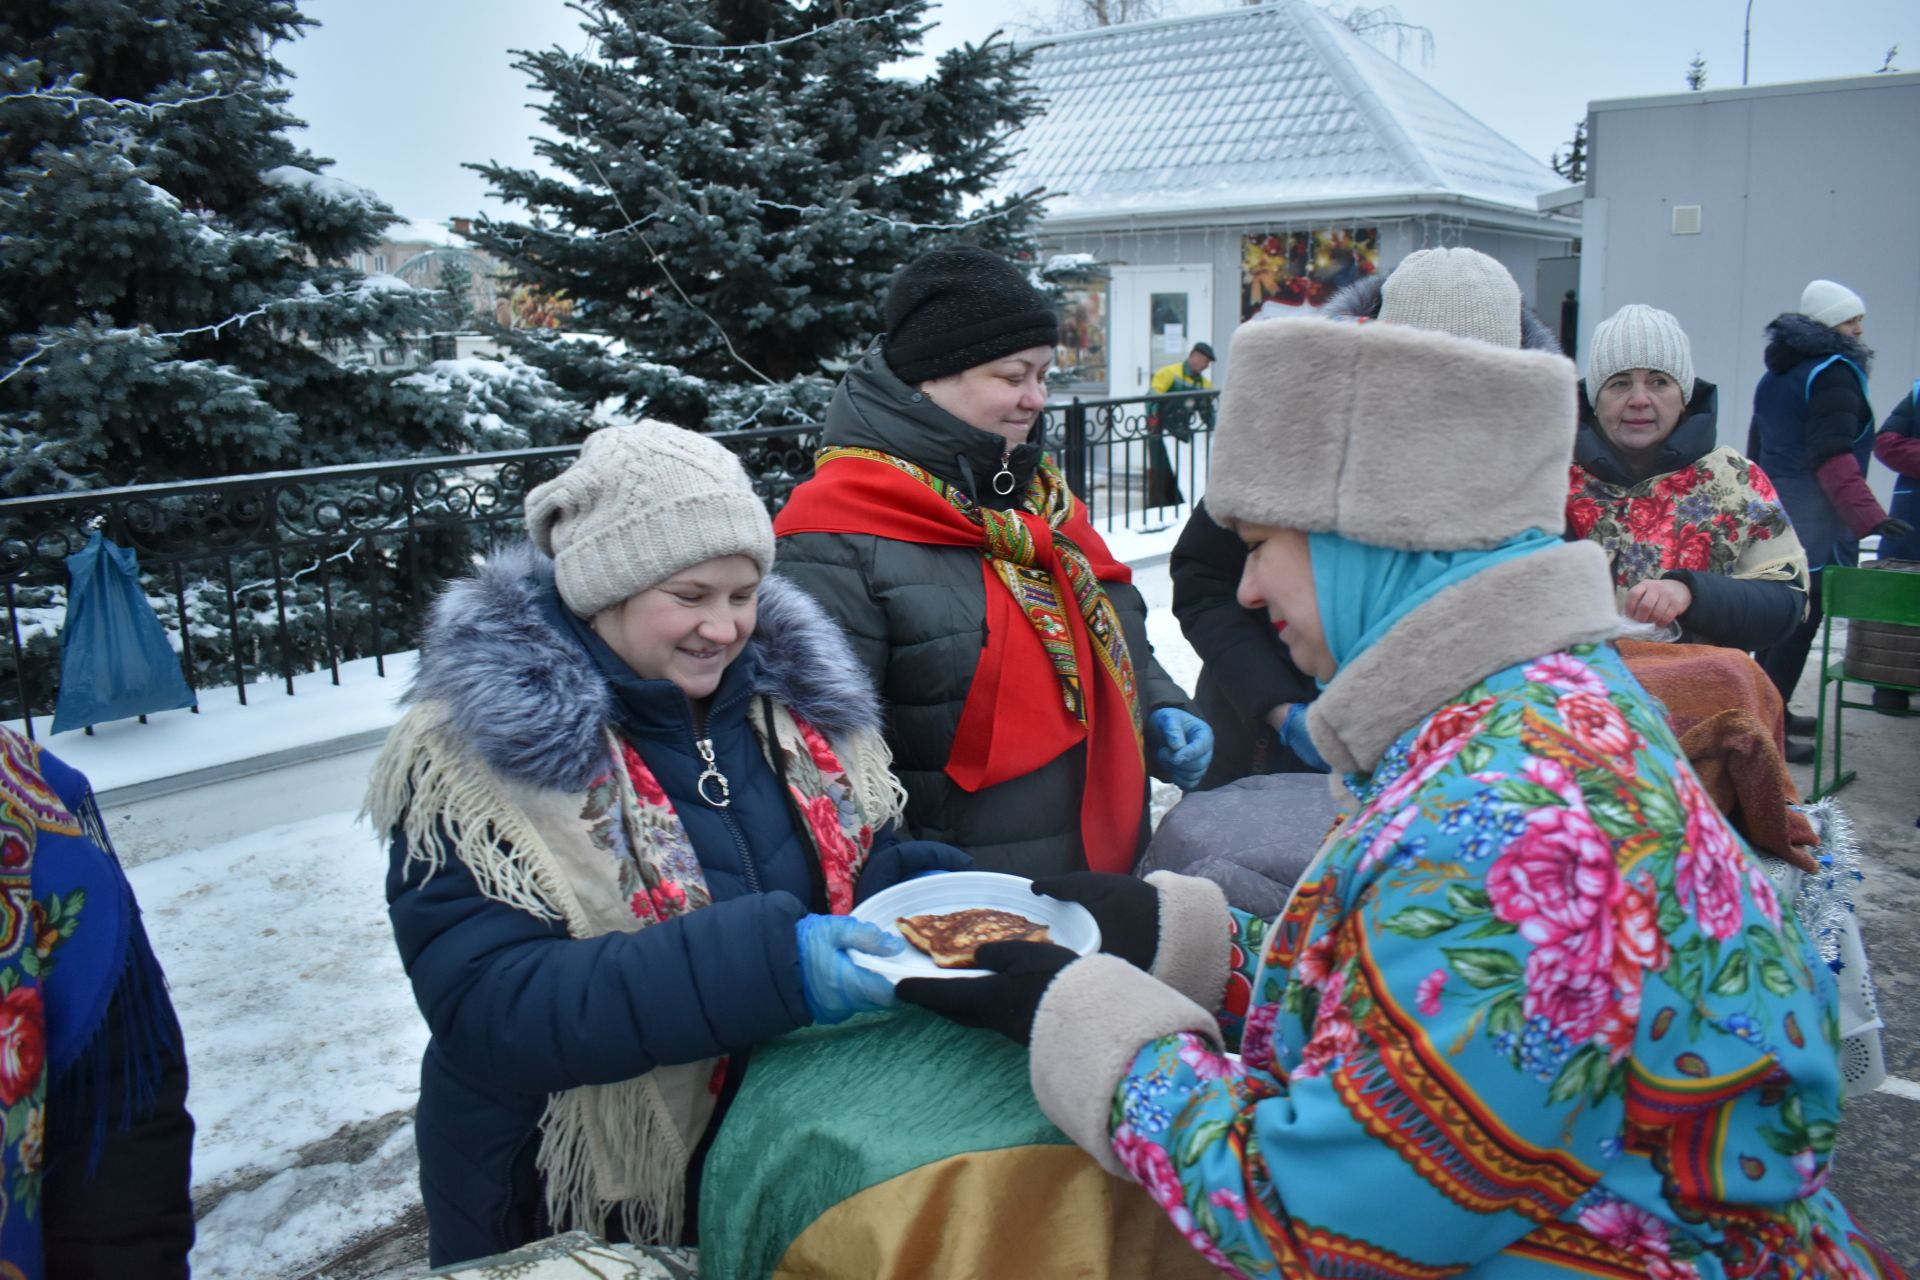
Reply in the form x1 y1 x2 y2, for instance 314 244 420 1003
366 697 904 1246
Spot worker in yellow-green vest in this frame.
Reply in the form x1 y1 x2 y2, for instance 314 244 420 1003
1145 342 1214 508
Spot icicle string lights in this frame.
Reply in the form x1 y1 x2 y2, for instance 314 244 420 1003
645 12 905 53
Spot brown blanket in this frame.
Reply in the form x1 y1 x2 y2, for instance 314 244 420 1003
1617 640 1820 871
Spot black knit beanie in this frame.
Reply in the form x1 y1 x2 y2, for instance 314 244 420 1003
881 246 1059 384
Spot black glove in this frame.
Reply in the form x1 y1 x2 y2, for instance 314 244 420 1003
896 941 1080 1045
1874 516 1916 540
1030 872 1160 970
852 839 972 905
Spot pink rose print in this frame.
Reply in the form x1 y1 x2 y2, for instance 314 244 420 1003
795 719 845 776
0 986 46 1108
1674 772 1747 941
1241 1001 1281 1074
796 791 859 913
1411 696 1500 763
1525 653 1609 697
1487 805 1620 946
1524 933 1616 1044
1520 755 1586 808
1293 934 1339 989
1112 1124 1185 1213
1293 973 1360 1080
1626 493 1675 540
1746 864 1782 929
1668 522 1713 571
1209 1188 1250 1222
649 880 688 919
1792 1148 1829 1197
1612 877 1671 982
629 890 661 924
1359 805 1419 872
1578 1198 1669 1257
1557 691 1641 763
621 741 671 810
1416 969 1449 1017
1177 1038 1243 1082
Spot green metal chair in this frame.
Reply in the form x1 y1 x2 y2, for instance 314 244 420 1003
1809 564 1920 799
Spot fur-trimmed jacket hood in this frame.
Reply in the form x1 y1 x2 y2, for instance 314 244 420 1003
1318 272 1563 353
1764 312 1874 376
407 542 882 794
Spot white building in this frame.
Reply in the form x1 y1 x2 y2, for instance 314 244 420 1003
1007 0 1578 397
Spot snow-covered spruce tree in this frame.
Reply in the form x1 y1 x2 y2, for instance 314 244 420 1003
0 0 582 493
467 0 1045 429
0 2 585 714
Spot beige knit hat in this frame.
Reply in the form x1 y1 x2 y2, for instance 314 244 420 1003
1206 317 1575 550
1377 247 1522 349
1585 304 1695 396
524 421 775 618
1800 279 1865 329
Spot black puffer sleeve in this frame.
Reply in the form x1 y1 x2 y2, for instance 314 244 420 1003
1803 362 1873 465
1664 569 1805 651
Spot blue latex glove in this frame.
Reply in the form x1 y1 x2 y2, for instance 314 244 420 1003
795 914 904 1025
1148 707 1214 791
1278 702 1331 773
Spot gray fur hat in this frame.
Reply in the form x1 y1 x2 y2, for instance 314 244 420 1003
1206 318 1576 550
524 421 775 618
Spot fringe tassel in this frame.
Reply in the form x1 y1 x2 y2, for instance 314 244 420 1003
537 1079 689 1247
1779 798 1866 970
837 727 908 832
363 708 567 923
48 891 186 1178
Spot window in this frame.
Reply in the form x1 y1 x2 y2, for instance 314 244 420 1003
371 253 388 273
351 253 366 271
1054 280 1109 385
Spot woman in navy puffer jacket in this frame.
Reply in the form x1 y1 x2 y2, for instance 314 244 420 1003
368 423 967 1267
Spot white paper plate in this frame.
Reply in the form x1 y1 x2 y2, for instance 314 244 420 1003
849 871 1101 981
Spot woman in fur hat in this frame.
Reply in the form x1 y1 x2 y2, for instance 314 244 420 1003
1750 280 1914 712
899 318 1902 1278
1568 304 1810 654
367 422 969 1267
773 245 1209 879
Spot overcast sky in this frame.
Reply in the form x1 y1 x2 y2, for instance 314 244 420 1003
280 0 1916 227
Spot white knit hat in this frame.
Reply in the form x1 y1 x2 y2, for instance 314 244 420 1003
1377 247 1522 349
1800 279 1865 329
524 421 776 618
1585 304 1695 396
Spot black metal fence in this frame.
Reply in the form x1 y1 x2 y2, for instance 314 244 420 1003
2 394 1215 738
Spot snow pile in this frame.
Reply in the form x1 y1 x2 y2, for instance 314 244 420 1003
128 810 428 1277
261 165 382 210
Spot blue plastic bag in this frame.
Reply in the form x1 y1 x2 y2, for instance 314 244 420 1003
51 533 197 734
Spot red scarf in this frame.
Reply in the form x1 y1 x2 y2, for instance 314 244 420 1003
775 449 1146 871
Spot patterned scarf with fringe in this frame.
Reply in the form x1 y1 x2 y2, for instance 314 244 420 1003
365 698 904 1248
776 447 1147 871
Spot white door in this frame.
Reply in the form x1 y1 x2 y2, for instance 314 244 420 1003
1108 265 1213 399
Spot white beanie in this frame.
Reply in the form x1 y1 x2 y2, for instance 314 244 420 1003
524 421 776 618
1585 304 1695 396
1377 247 1522 349
1800 279 1865 329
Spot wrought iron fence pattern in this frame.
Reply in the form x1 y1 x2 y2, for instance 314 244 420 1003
3 399 1210 737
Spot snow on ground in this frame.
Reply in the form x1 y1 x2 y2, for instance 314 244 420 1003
12 651 415 794
127 810 427 1277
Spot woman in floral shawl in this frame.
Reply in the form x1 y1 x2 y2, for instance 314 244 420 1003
901 316 1902 1278
1566 305 1809 653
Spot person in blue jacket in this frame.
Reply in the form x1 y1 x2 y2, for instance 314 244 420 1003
365 422 969 1268
1748 280 1914 720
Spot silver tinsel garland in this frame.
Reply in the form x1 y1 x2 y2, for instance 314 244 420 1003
1766 797 1865 970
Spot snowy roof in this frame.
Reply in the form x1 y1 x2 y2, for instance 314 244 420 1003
1007 0 1561 224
